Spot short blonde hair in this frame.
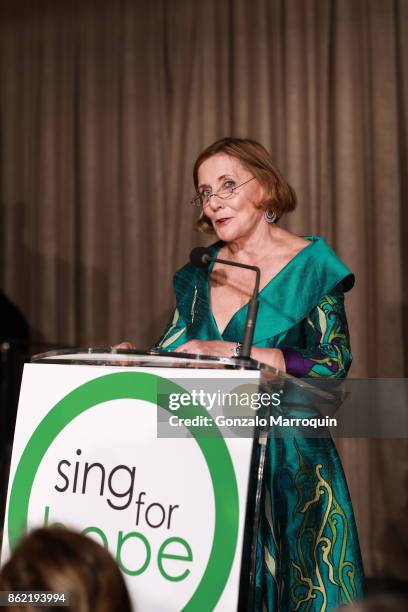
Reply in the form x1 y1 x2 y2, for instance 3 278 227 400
193 137 297 234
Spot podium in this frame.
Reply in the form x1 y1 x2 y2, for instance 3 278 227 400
1 349 331 611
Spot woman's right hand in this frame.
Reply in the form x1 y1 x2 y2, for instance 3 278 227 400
113 341 135 349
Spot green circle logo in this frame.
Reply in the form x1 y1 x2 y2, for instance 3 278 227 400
7 371 239 611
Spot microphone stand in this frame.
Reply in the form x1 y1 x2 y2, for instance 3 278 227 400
204 254 260 361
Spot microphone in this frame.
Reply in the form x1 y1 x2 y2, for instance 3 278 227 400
190 247 260 360
189 246 213 268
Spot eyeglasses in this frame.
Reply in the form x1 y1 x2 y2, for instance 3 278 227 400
190 176 256 207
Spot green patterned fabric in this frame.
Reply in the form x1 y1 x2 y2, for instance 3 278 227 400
156 236 365 611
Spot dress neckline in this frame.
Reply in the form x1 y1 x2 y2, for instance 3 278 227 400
207 236 316 337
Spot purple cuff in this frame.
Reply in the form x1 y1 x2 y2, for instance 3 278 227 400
281 347 314 378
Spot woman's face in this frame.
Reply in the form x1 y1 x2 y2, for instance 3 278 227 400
197 153 265 242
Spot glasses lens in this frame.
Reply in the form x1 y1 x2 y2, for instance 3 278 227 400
217 188 234 199
191 194 203 207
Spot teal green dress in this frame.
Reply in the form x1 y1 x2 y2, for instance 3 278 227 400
156 236 365 611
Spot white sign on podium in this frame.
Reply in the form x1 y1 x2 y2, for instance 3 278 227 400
1 351 269 612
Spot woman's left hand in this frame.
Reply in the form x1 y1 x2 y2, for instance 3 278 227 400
174 340 235 357
174 340 287 372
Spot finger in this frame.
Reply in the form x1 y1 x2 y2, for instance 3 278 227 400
113 341 135 350
174 345 188 352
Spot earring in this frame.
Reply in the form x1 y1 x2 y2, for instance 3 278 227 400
264 209 277 224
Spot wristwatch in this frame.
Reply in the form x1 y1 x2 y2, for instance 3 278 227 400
232 342 243 357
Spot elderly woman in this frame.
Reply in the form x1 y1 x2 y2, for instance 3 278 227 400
154 137 364 611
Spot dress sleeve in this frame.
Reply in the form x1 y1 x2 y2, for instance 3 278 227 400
280 287 352 379
153 307 189 351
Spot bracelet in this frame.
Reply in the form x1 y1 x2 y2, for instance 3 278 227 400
232 342 243 357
